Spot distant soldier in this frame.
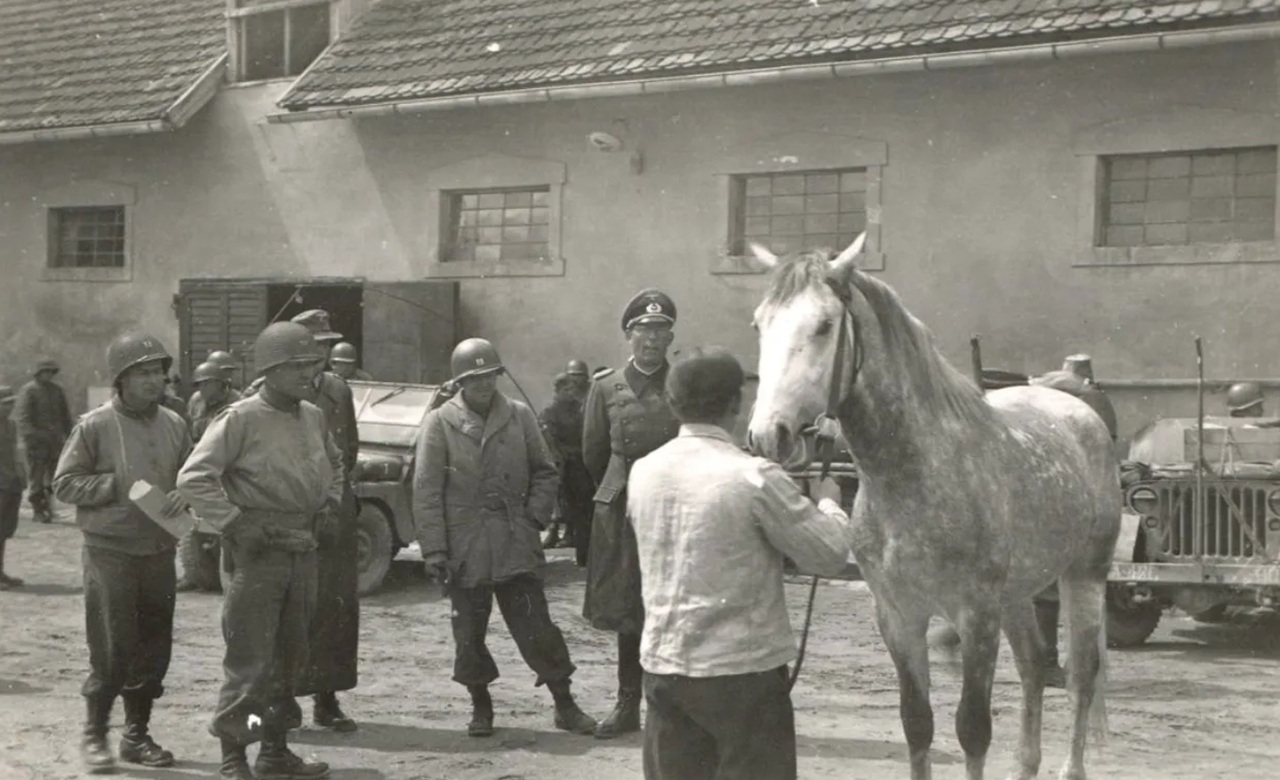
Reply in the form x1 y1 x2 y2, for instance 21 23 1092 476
566 358 591 398
161 372 190 426
209 350 242 389
329 342 373 381
1030 352 1118 688
1226 381 1265 418
53 333 192 773
189 351 242 423
15 358 72 523
582 289 682 738
540 363 593 565
414 338 597 738
0 386 25 589
189 362 241 443
177 322 340 780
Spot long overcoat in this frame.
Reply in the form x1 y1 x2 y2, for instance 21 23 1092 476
413 391 558 589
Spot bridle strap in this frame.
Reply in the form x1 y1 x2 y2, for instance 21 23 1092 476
812 278 861 480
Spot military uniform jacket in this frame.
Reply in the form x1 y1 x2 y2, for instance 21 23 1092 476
540 397 585 464
15 379 72 446
580 361 680 633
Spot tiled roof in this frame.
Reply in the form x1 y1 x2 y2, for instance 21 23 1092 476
0 0 225 135
280 0 1280 111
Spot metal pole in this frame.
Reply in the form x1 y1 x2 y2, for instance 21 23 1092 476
1194 336 1205 559
969 336 983 387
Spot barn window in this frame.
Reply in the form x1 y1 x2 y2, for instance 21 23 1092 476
1099 147 1276 247
443 187 552 263
48 206 126 269
729 169 868 257
231 0 331 82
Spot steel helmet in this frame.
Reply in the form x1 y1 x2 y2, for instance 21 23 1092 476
330 342 358 364
253 322 323 375
192 361 225 384
450 338 504 382
207 350 236 369
106 332 173 384
566 359 589 377
1227 381 1264 413
34 358 60 376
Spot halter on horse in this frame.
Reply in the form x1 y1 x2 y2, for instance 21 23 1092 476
747 235 1119 780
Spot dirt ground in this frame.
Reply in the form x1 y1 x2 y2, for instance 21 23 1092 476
3 508 1279 780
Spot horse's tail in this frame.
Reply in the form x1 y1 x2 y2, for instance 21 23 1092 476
1088 587 1109 748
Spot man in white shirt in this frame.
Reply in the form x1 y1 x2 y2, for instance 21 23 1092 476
628 346 855 780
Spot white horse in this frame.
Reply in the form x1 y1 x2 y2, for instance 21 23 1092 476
747 235 1119 780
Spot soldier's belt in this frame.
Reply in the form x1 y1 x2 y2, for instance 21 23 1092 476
240 509 314 531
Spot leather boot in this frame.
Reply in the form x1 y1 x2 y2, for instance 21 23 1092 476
548 679 597 735
119 695 175 767
466 685 495 737
220 738 255 780
254 726 330 779
80 695 116 774
313 691 357 732
1035 599 1066 689
594 687 641 739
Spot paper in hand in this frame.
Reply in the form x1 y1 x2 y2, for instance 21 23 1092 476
129 480 196 539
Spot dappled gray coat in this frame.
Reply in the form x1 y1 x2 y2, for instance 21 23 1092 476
413 391 558 588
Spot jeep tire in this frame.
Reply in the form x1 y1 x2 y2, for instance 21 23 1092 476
357 500 395 596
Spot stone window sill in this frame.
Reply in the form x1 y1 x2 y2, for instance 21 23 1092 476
1075 241 1278 267
711 250 886 275
423 256 566 279
42 266 132 282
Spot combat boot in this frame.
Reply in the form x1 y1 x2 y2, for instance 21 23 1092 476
466 685 495 737
119 695 175 767
80 695 116 774
594 688 641 739
313 692 357 732
548 679 597 735
220 738 255 780
254 727 330 779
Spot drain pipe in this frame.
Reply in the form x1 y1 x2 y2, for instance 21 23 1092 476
267 21 1280 124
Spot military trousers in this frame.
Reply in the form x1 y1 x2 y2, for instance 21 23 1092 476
643 666 796 780
449 573 576 688
81 546 176 701
23 440 57 511
561 457 594 563
212 544 317 746
0 489 20 540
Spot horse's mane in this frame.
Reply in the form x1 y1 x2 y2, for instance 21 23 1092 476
762 250 992 426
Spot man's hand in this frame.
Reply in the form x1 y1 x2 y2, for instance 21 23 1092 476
810 476 844 508
424 552 450 585
161 490 189 518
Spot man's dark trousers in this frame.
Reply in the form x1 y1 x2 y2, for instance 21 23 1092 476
82 547 176 702
449 573 576 686
643 666 797 780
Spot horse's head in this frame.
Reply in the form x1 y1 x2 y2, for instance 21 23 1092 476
747 234 865 469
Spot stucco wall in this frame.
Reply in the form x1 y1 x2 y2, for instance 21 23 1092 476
0 41 1276 442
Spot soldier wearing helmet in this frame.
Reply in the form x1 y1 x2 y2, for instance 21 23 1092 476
14 357 72 523
566 358 590 398
1226 381 1265 417
581 289 682 738
328 342 373 381
52 332 192 773
178 322 340 780
189 350 242 427
540 361 594 565
414 338 597 738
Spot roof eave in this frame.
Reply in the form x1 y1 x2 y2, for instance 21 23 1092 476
0 53 228 147
268 19 1280 124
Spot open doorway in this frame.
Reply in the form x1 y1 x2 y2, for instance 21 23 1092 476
266 282 364 364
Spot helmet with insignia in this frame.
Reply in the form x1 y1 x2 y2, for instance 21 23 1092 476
1227 381 1264 414
566 359 589 377
254 322 325 374
106 332 173 385
290 309 343 342
621 289 676 331
450 338 505 382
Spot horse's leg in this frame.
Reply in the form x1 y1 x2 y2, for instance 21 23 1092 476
875 601 934 780
1057 576 1107 780
954 602 1002 780
1001 598 1047 780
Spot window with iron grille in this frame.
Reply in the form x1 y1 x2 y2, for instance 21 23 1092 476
444 188 552 263
48 207 126 269
730 169 867 256
1100 147 1276 247
232 0 330 82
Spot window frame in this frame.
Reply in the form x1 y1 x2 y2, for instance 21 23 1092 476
48 206 128 271
441 186 554 265
40 181 136 282
727 168 871 260
709 132 887 274
423 154 567 278
227 0 333 84
1073 107 1280 267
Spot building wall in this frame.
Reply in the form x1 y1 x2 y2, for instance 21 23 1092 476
0 41 1276 443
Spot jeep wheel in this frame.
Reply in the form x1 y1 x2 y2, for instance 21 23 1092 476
178 530 222 592
1106 584 1162 648
357 501 395 596
1191 604 1230 623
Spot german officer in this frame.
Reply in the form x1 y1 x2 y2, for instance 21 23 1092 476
581 289 681 738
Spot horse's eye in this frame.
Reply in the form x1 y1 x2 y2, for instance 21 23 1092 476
815 319 833 337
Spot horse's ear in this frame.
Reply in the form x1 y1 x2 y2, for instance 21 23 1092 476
748 242 779 268
829 232 867 274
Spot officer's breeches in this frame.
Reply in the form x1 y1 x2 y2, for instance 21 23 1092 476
81 547 176 701
212 546 316 745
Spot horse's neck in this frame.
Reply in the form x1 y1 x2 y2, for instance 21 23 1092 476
839 387 992 481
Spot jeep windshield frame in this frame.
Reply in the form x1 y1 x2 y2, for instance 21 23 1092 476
349 381 438 449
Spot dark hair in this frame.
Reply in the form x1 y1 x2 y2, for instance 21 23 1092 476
665 346 745 424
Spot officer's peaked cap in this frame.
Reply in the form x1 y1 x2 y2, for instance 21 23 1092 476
291 309 343 342
622 289 676 331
